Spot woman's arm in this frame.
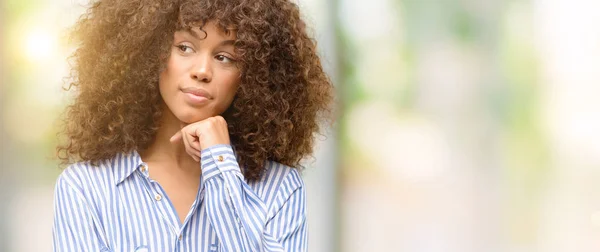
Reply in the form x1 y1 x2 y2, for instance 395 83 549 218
201 144 307 252
171 116 308 251
53 173 109 252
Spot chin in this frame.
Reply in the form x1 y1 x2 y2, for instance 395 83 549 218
172 107 214 124
178 113 211 124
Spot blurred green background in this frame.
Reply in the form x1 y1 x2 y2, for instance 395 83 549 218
2 0 600 251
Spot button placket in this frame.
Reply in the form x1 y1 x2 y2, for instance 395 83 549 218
149 184 181 236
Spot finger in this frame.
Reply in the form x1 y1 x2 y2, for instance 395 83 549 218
185 130 202 154
182 129 201 161
191 128 203 152
184 137 199 162
170 131 182 143
180 130 192 154
191 141 201 154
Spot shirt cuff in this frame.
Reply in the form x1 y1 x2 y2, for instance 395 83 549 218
200 144 242 183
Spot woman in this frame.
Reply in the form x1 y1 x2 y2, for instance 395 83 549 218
52 0 333 251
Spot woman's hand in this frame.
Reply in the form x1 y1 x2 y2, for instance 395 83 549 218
169 115 231 162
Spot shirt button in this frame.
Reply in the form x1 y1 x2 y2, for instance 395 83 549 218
154 194 162 201
140 165 147 172
217 155 224 162
179 234 183 240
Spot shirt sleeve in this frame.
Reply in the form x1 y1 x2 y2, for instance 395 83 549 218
201 144 307 252
52 173 110 252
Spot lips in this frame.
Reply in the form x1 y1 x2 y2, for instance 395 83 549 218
181 87 212 99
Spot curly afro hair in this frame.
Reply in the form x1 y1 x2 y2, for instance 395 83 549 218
57 0 334 181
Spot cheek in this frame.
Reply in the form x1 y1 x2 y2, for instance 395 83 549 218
158 71 170 96
225 77 241 100
159 61 182 91
217 78 240 109
160 54 185 81
158 68 180 102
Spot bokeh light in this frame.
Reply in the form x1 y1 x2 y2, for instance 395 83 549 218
24 28 57 62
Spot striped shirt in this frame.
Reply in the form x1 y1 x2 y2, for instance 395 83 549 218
52 144 307 251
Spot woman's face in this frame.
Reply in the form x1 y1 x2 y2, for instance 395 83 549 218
159 21 240 124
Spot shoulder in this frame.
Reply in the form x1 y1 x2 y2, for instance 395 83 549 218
256 160 304 190
55 152 132 195
53 160 112 213
248 160 305 209
266 160 304 189
57 160 105 192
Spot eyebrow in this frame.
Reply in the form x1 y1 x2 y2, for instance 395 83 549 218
218 40 235 47
187 28 204 39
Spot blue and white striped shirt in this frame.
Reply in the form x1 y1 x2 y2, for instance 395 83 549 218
52 144 307 251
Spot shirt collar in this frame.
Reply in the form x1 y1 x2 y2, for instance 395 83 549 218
114 149 144 186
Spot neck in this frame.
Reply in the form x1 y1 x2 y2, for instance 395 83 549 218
139 103 198 171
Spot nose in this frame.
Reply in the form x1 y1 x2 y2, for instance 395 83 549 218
190 57 212 83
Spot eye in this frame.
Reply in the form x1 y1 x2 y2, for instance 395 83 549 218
176 44 194 53
215 54 234 63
